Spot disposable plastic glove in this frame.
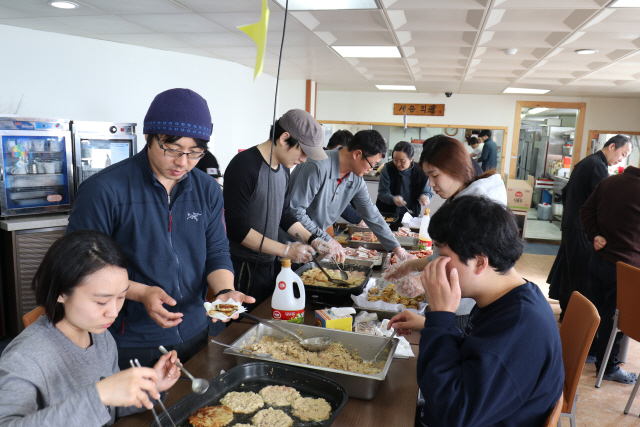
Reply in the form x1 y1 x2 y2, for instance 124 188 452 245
395 273 425 298
394 247 417 262
326 238 346 263
283 242 313 264
393 196 406 207
383 259 418 282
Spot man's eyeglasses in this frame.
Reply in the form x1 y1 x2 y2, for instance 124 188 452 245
157 136 205 160
363 155 375 170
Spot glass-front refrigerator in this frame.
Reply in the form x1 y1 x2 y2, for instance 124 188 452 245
0 118 74 217
71 121 137 191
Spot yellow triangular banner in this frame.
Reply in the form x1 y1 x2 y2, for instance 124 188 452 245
238 0 270 80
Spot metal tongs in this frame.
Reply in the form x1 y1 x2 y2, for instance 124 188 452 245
129 359 177 427
295 233 351 287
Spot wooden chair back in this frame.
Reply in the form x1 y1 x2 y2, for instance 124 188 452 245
616 262 640 341
22 306 45 328
543 393 563 427
559 292 599 413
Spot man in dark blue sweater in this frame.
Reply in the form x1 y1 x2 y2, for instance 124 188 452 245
477 129 498 171
67 89 255 370
389 196 563 427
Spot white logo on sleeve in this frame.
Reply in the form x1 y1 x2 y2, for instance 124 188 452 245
187 212 202 221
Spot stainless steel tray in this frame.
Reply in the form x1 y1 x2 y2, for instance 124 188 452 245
223 322 398 400
347 237 418 250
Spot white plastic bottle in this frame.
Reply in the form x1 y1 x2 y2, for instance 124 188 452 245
272 259 306 323
418 208 432 251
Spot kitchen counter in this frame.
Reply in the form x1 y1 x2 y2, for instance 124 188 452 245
0 214 69 231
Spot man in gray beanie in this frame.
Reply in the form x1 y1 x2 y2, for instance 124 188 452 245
67 88 254 369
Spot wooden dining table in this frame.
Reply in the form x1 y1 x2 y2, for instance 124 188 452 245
112 298 420 427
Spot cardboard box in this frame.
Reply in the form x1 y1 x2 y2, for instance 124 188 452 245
315 309 353 332
506 177 534 211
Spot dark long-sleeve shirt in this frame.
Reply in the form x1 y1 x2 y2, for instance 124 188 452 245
477 138 497 171
561 150 608 231
223 147 298 263
417 282 563 427
579 166 640 268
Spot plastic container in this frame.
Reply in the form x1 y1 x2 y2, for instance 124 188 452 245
271 258 305 323
537 203 551 220
418 208 432 251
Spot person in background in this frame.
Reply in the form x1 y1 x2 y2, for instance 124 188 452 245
580 165 640 384
223 109 332 310
548 134 632 322
384 135 507 324
66 88 254 370
468 136 484 160
376 141 433 218
194 149 222 183
389 196 563 427
0 230 181 427
325 130 364 226
286 129 414 262
476 129 497 171
326 129 352 151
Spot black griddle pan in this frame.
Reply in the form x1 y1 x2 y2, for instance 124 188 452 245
153 361 348 427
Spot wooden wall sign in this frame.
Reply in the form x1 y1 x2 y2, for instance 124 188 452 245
393 103 445 116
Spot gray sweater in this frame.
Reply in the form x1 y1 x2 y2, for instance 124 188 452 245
0 316 140 427
288 149 400 251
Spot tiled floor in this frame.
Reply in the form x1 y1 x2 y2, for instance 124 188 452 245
517 252 640 427
525 209 562 242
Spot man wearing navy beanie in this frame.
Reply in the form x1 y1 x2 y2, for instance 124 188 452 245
67 88 254 369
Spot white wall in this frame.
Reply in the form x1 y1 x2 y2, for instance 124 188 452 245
0 24 279 171
316 91 640 175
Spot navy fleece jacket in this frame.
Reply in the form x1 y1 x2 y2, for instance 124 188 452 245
66 149 233 347
418 282 563 427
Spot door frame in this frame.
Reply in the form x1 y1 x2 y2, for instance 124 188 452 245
509 101 586 179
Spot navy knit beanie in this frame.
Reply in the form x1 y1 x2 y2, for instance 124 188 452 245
143 88 212 141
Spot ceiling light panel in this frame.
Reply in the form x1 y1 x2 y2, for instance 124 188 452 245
49 1 78 9
273 0 378 10
503 87 551 94
375 85 416 90
332 46 401 58
608 0 640 7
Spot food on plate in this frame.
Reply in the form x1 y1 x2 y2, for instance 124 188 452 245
259 385 301 407
350 231 378 242
220 391 264 413
394 227 419 238
188 405 234 427
344 246 381 261
251 408 293 427
389 249 432 265
291 397 332 421
243 336 383 374
301 267 365 288
210 303 239 317
384 216 395 223
367 283 425 309
233 424 252 427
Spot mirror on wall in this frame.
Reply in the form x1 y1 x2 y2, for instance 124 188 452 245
320 123 504 174
590 132 640 172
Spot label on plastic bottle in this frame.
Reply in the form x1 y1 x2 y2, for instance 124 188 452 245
278 281 286 290
419 237 432 251
272 308 304 324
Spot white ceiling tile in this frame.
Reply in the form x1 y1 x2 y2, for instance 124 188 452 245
325 30 396 46
486 9 580 31
0 5 35 18
385 0 486 10
405 31 475 47
493 0 604 9
176 0 280 13
200 10 286 32
78 0 188 14
302 10 388 32
0 0 106 17
47 15 155 34
397 9 477 31
122 13 228 33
